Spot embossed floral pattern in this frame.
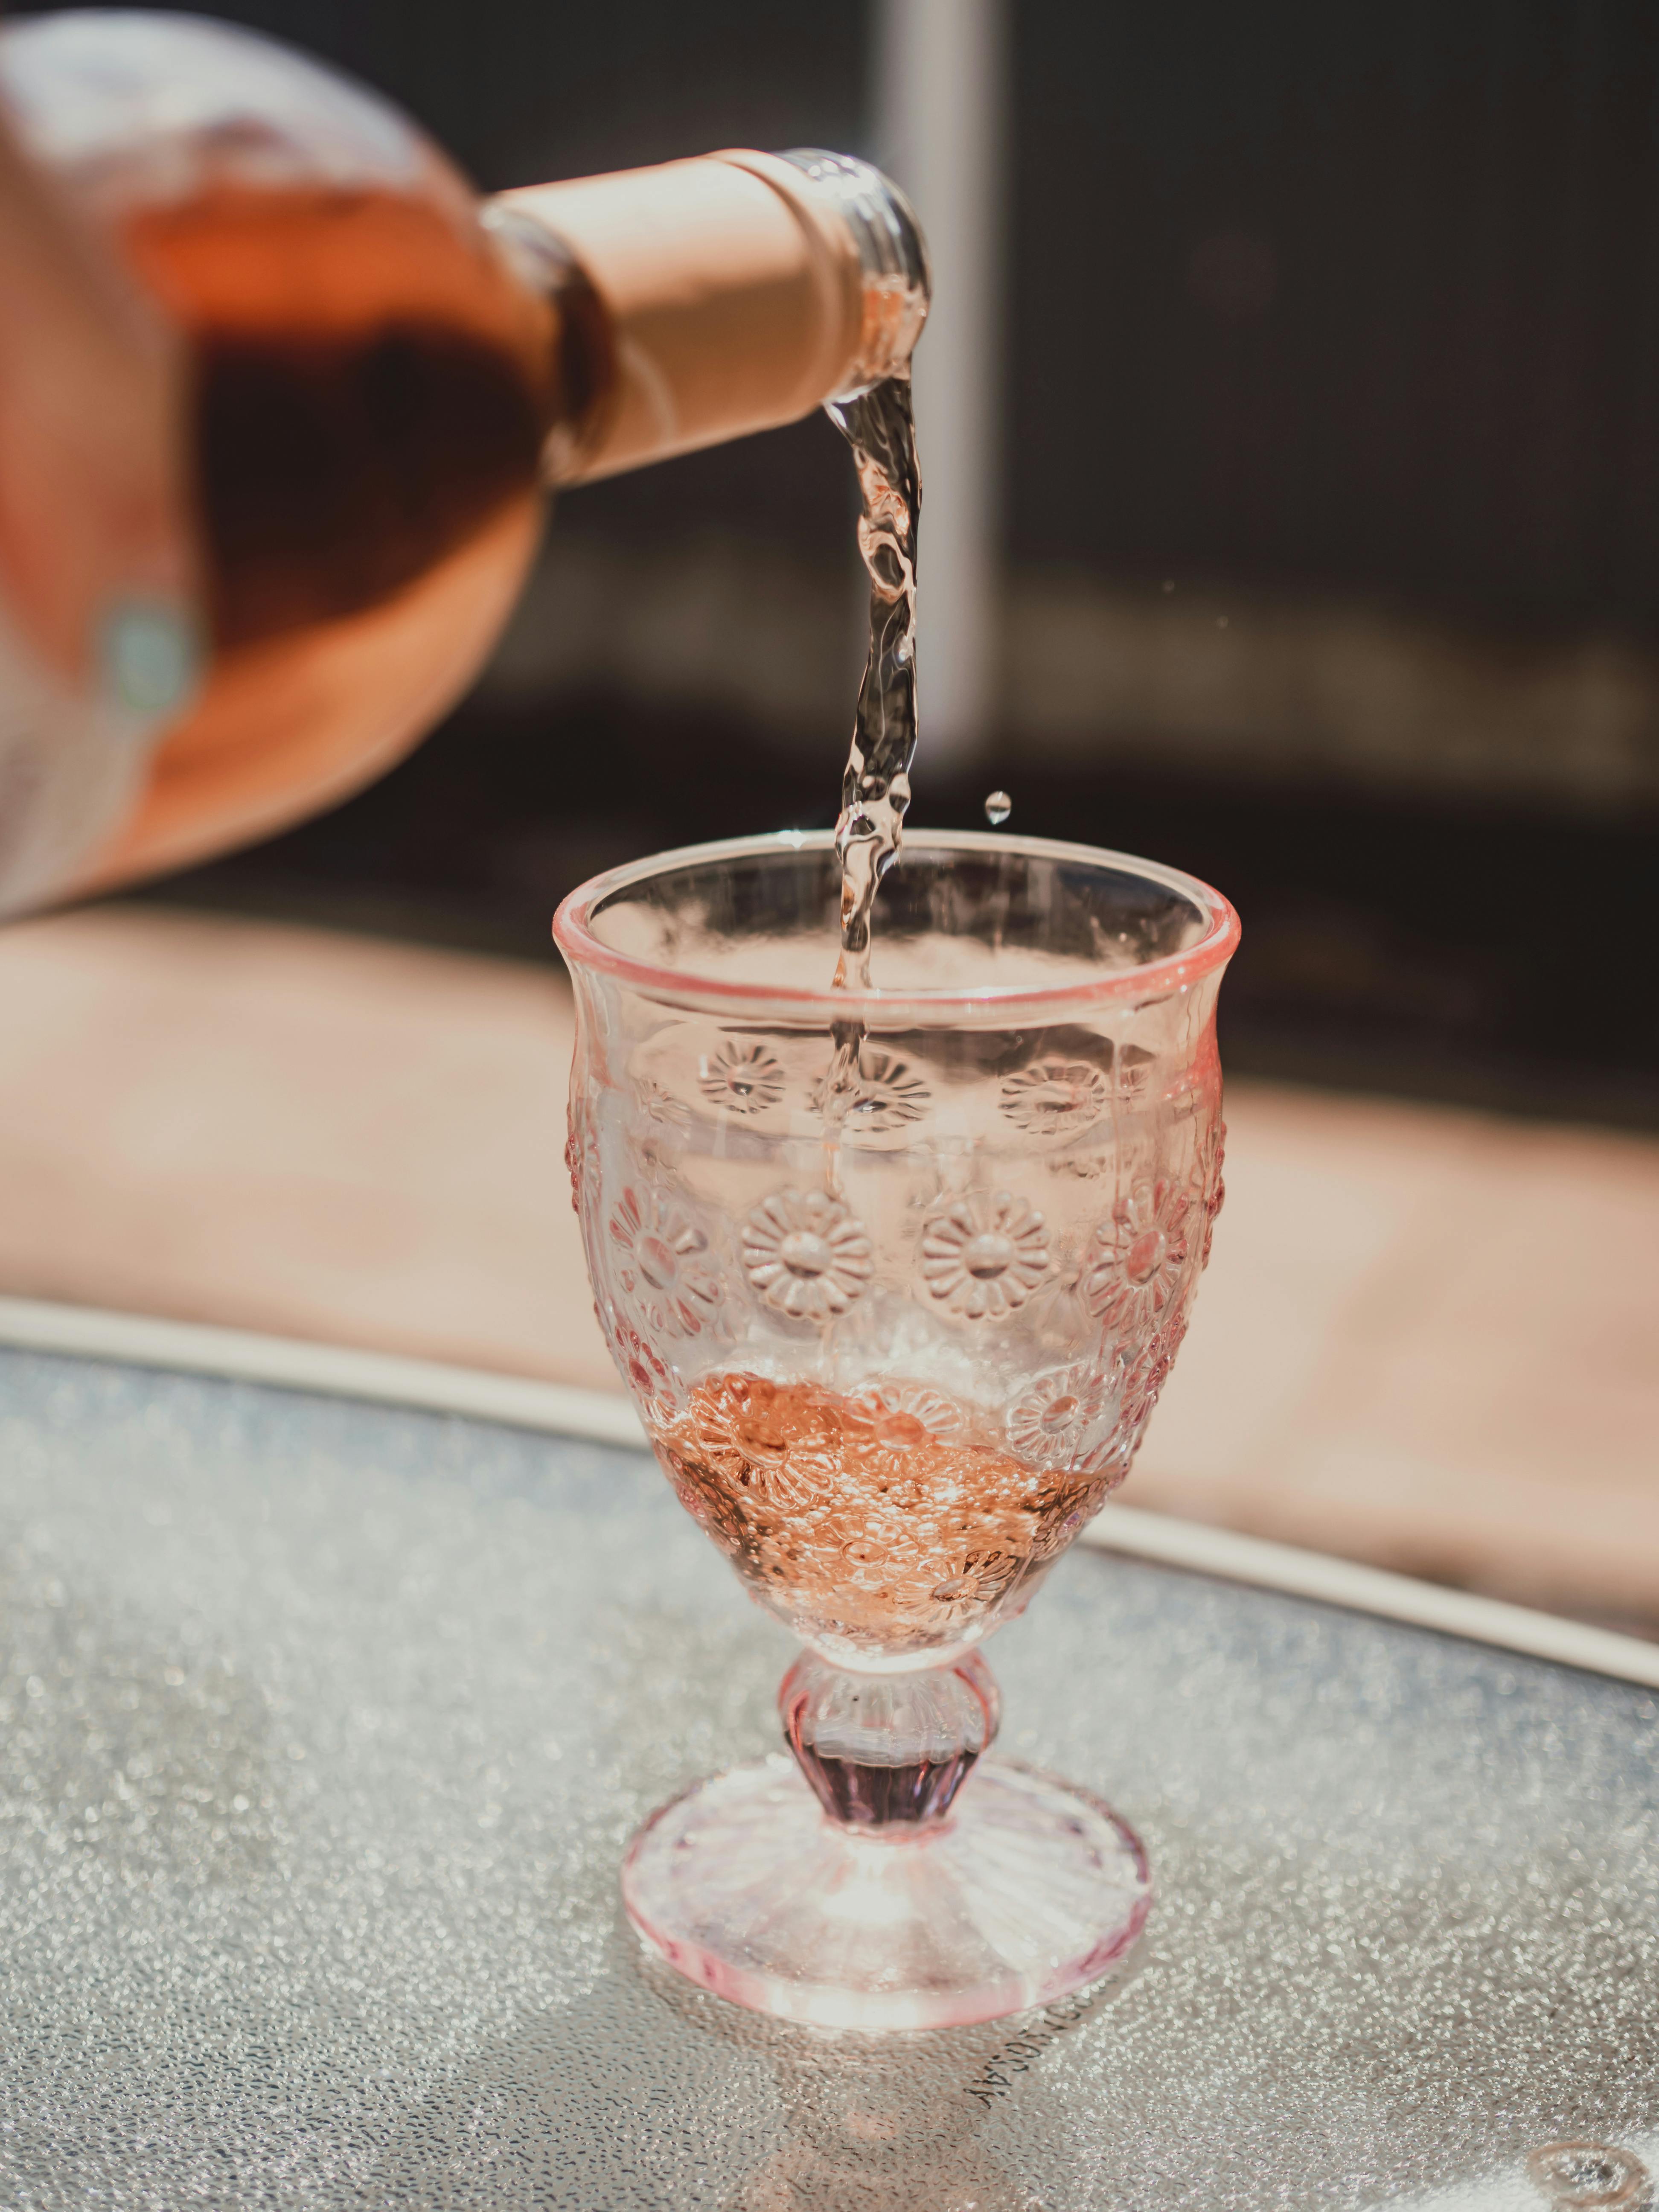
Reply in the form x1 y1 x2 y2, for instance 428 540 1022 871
698 1040 785 1116
920 1191 1051 1320
851 1379 969 1443
1119 1310 1188 1435
811 1049 931 1135
1084 1175 1192 1335
564 1103 598 1218
629 1080 691 1173
741 1189 874 1321
1007 1361 1119 1464
999 1059 1108 1138
602 1310 677 1426
1113 1043 1155 1102
640 1079 691 1129
1199 1117 1227 1269
1049 1149 1111 1182
608 1185 721 1339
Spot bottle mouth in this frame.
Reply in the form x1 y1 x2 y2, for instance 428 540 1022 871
779 150 931 395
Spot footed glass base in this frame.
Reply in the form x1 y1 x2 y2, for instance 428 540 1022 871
621 1753 1151 2030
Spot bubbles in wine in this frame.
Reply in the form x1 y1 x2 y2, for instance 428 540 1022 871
983 789 1012 826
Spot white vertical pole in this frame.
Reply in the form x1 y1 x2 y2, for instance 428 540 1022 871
874 0 1007 766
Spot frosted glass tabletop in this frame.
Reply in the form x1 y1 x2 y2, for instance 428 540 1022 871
0 1344 1653 2210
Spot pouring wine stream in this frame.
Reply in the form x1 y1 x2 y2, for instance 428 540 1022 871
821 373 922 1173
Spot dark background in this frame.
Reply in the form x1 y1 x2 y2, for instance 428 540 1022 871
32 0 1659 1126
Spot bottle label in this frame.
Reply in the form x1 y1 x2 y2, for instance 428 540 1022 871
0 595 160 917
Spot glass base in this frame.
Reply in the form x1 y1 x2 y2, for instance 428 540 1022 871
621 1752 1151 2030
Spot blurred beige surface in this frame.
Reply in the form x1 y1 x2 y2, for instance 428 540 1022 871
2 903 1656 1624
0 902 616 1392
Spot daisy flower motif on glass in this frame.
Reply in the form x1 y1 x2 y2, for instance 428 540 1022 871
1113 1043 1156 1102
1199 1117 1227 1269
1084 1175 1193 1336
563 1102 599 1217
851 1379 970 1445
608 1185 722 1340
602 1310 678 1428
639 1078 691 1129
741 1189 874 1321
810 1048 931 1136
920 1190 1051 1321
698 1039 785 1117
1119 1310 1189 1435
998 1059 1108 1138
1007 1361 1120 1466
632 1078 692 1167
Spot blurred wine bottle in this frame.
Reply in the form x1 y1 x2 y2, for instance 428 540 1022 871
0 9 926 915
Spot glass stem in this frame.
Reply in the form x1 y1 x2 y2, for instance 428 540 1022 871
779 1649 999 1834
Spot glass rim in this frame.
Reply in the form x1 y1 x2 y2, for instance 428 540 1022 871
552 827 1240 1022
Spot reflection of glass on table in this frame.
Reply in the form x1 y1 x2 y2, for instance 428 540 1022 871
555 830 1239 2028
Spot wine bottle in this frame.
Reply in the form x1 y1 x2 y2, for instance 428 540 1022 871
0 10 926 913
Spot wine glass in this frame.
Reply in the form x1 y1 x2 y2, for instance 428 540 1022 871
554 830 1238 2029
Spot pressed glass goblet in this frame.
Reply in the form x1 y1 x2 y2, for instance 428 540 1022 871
554 830 1238 2029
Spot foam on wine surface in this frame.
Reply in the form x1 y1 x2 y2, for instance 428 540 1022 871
649 1372 1110 1663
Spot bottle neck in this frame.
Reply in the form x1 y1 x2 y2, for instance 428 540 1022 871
489 150 928 486
474 203 617 483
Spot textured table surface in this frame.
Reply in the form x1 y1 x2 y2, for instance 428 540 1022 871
0 1345 1655 2212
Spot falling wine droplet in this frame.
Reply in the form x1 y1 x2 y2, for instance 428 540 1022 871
984 790 1012 827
